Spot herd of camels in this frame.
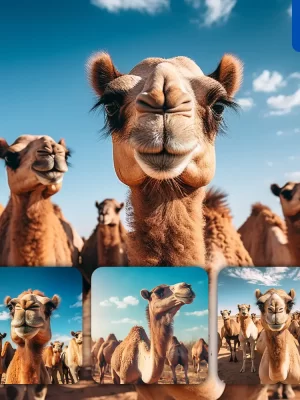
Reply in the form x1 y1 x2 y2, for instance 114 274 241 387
0 51 299 399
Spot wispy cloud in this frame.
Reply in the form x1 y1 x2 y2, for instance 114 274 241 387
266 89 300 116
111 318 142 324
185 309 208 317
91 0 169 14
68 315 82 324
52 334 72 343
236 97 255 111
70 293 82 308
253 70 286 93
185 325 208 332
288 4 292 17
284 171 300 181
225 267 290 286
0 311 10 321
289 72 300 79
0 304 3 308
266 161 273 167
99 295 139 309
53 313 60 319
186 0 237 26
276 130 284 136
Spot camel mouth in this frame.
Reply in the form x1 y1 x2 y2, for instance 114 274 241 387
33 168 64 185
268 323 285 331
175 294 195 304
15 325 40 339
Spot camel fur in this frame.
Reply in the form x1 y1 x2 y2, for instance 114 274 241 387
0 333 15 383
192 338 208 374
220 310 240 362
166 336 189 384
238 304 258 373
62 331 82 383
97 334 120 384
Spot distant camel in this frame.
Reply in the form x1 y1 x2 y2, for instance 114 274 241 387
192 339 208 374
166 336 189 384
220 310 240 362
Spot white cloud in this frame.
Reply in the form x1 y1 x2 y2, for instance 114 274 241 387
91 0 169 14
0 311 10 321
52 334 72 343
185 325 208 332
290 72 300 79
185 309 209 317
70 293 82 308
288 4 292 17
253 70 286 93
68 315 82 324
53 313 60 319
284 171 300 181
288 156 296 161
276 130 284 136
236 97 255 110
0 304 3 308
295 128 300 133
225 267 290 286
111 318 142 324
186 0 237 26
266 161 273 167
100 295 139 309
267 89 300 116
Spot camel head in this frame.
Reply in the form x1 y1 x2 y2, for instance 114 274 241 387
50 341 64 353
271 182 300 229
71 331 83 344
88 53 243 189
255 288 295 332
251 313 257 321
106 333 117 341
141 282 195 320
95 198 124 225
220 310 231 320
0 135 70 197
4 289 60 345
237 304 251 318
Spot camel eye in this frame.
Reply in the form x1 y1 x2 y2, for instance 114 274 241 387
4 152 20 170
288 301 295 310
281 189 293 201
155 289 164 298
212 101 225 117
257 302 264 312
105 102 120 117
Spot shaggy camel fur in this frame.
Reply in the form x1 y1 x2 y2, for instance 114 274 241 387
4 289 60 384
192 338 208 374
256 288 300 384
238 203 291 266
0 333 15 383
88 52 243 271
111 282 195 384
204 188 253 269
62 331 82 383
81 199 127 275
251 313 263 336
42 341 64 384
166 336 189 384
91 337 104 372
220 310 240 362
98 333 120 384
271 182 300 266
0 135 77 266
238 304 258 373
289 314 300 339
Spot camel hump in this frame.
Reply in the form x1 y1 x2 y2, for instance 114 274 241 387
127 326 148 342
106 333 117 341
204 187 231 217
1 341 12 357
250 202 286 230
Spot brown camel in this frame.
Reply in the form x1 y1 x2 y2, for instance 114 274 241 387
0 204 4 218
218 332 222 354
0 332 15 383
81 199 127 275
62 331 82 384
97 333 120 384
0 135 78 266
250 313 263 336
220 310 240 362
87 52 243 272
42 341 64 384
111 282 195 384
256 288 300 384
204 188 253 269
238 203 291 266
271 182 300 266
289 313 300 339
91 337 104 373
4 289 60 384
192 338 208 374
166 336 189 384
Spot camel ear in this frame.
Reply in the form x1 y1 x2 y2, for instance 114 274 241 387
289 289 296 299
255 289 262 299
58 139 67 148
50 342 54 347
71 331 76 337
220 310 223 315
2 333 6 338
116 202 124 212
237 305 240 310
95 201 100 209
87 52 122 96
51 295 60 309
248 305 251 309
228 310 231 315
0 139 9 159
271 184 281 197
4 296 11 307
208 54 243 97
140 290 151 300
61 342 64 347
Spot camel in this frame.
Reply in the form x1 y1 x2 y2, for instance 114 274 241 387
91 337 104 373
236 313 240 324
87 52 243 272
42 341 64 384
203 188 253 269
256 288 300 384
238 203 291 266
81 199 127 275
4 289 60 384
271 182 300 266
110 282 195 384
237 304 258 373
166 336 189 384
251 313 263 336
289 314 300 339
220 310 240 362
0 204 4 217
0 135 80 266
218 332 222 354
61 345 70 384
0 332 15 383
192 338 208 375
97 333 120 384
62 331 82 383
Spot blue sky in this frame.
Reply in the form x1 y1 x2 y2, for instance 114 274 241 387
91 267 208 343
0 0 299 238
218 267 300 315
0 268 82 347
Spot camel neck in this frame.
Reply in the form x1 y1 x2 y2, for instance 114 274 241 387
286 218 300 265
128 183 205 266
224 319 232 335
265 329 288 381
18 341 44 384
240 315 250 337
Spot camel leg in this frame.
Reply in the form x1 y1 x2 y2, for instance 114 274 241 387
27 385 47 400
192 356 196 372
111 368 120 384
227 339 233 362
240 341 247 373
58 365 64 384
52 368 59 384
183 363 189 384
234 339 238 362
69 365 78 384
250 341 256 373
170 365 177 384
5 385 26 400
282 384 296 399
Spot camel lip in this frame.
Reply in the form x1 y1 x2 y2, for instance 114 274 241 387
268 323 285 331
33 168 64 185
175 294 195 304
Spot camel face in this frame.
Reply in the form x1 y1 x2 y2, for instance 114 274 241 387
51 341 64 353
256 288 295 332
71 331 83 344
88 53 243 187
141 282 195 317
238 304 251 317
271 182 300 223
5 290 60 344
95 199 124 225
0 135 69 195
220 310 231 320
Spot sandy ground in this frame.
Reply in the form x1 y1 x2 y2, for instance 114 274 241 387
93 362 208 385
